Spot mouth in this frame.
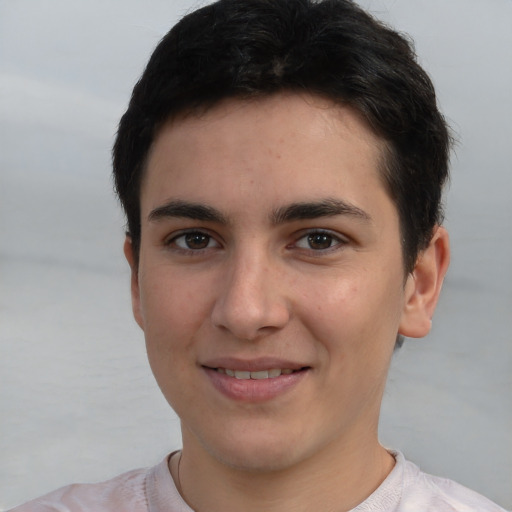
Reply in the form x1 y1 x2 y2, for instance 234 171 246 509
212 367 305 380
202 363 310 402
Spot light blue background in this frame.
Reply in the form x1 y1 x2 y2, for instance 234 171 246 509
1 1 511 509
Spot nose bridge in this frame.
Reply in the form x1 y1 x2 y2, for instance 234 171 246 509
211 243 289 340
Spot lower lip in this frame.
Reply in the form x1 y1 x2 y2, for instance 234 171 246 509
203 367 308 402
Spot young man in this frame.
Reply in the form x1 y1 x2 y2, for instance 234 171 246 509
10 0 507 511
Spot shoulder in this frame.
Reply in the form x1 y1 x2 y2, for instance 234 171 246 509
400 454 508 512
8 466 150 512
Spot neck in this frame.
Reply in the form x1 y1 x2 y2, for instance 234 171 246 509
171 430 395 512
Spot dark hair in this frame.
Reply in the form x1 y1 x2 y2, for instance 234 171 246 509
113 0 451 273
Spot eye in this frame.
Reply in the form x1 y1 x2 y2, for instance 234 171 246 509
170 231 220 250
294 230 346 251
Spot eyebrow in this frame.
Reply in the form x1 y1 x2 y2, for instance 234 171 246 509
271 198 371 224
147 198 371 225
148 200 228 224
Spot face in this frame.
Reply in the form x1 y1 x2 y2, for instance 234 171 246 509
128 93 424 471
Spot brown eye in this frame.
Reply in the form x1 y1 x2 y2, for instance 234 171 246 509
294 230 346 252
307 233 334 250
184 232 210 249
172 231 219 250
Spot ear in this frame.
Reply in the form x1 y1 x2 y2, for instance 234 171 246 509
398 226 450 338
123 236 145 330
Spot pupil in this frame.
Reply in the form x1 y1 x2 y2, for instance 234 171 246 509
308 233 332 250
185 232 209 249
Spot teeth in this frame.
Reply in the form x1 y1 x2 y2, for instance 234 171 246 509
251 370 269 380
217 368 296 379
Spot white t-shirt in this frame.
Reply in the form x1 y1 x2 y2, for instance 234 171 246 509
9 451 508 512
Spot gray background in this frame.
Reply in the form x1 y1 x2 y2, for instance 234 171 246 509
1 0 511 509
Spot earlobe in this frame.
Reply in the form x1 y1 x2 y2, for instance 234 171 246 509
398 226 450 338
123 236 145 330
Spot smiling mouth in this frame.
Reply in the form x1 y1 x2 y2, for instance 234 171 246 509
211 367 307 380
203 365 309 401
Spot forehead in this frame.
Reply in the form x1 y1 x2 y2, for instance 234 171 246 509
141 93 392 221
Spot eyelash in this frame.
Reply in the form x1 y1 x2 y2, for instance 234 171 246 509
292 229 348 253
165 228 348 254
165 230 220 253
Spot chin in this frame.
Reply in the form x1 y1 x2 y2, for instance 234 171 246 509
192 420 318 473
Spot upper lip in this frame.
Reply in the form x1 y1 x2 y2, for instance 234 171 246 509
201 357 309 372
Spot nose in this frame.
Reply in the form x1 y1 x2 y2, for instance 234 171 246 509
211 251 291 341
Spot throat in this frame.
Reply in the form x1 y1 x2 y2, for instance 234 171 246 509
171 440 395 512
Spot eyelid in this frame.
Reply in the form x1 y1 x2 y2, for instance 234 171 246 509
292 228 349 251
164 228 222 251
163 227 348 253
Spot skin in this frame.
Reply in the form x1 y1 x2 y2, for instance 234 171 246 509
124 93 449 512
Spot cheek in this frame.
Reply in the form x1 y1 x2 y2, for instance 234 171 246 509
296 267 404 354
138 268 215 406
139 266 215 348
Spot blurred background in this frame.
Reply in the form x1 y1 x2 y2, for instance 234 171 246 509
1 0 511 509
